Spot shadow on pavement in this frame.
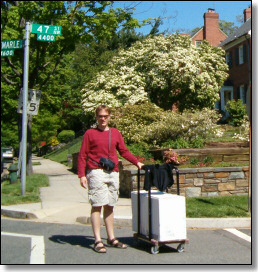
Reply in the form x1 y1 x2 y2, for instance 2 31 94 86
117 236 179 254
49 235 95 250
49 234 179 254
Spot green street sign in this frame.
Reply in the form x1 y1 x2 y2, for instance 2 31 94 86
1 49 14 57
37 34 55 42
1 39 24 50
32 24 62 35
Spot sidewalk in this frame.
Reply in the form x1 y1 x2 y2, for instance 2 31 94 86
1 155 251 229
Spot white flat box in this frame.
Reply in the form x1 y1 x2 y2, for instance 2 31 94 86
131 190 187 242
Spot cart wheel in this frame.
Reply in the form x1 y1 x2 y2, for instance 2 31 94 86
150 245 159 254
177 243 185 253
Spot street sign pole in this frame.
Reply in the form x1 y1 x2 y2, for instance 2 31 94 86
21 22 31 196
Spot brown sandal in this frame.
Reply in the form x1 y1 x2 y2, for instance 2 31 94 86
94 241 106 253
107 238 127 249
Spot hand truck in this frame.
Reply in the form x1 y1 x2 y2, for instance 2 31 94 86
133 165 189 254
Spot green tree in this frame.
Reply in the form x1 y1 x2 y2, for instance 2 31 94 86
52 27 155 133
81 34 229 112
219 20 238 36
31 110 60 146
1 1 141 174
190 27 201 36
190 20 239 37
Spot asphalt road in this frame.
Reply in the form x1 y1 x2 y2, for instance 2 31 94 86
1 218 251 265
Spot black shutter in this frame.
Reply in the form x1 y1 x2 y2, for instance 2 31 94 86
236 86 240 100
235 48 239 66
243 44 247 63
229 51 232 68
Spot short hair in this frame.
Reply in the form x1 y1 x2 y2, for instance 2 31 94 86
95 105 111 116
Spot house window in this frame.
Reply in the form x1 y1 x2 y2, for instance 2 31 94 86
226 52 232 69
195 40 202 47
219 86 233 113
239 45 244 65
235 44 246 66
224 91 232 106
239 85 247 104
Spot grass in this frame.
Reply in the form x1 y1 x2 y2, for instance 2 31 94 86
208 124 246 143
186 195 250 218
1 174 49 206
44 136 83 165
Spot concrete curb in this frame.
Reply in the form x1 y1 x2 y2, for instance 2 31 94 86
2 207 251 229
75 215 251 229
1 207 38 219
186 217 251 229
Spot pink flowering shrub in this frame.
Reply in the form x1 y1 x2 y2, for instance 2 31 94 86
163 149 188 165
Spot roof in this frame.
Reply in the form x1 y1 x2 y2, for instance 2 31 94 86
219 18 251 47
191 27 203 39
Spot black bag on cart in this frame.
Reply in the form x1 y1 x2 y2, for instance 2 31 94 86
142 163 174 191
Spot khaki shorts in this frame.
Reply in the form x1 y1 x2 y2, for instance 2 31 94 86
86 169 119 207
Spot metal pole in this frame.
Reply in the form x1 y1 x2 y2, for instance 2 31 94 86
21 22 30 196
247 31 251 213
17 142 22 178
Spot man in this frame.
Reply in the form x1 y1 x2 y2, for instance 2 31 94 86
78 105 144 253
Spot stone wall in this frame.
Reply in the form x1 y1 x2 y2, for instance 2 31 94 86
119 163 249 198
72 152 249 198
149 146 249 164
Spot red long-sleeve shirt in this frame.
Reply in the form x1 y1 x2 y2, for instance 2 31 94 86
77 127 139 177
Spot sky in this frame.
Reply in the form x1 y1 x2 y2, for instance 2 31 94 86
111 1 252 35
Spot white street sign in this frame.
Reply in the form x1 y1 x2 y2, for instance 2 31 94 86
17 89 41 115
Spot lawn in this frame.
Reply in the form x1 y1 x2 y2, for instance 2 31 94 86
186 195 250 218
208 124 248 143
1 174 49 206
44 136 83 165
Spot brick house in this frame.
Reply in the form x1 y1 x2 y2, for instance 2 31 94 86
218 6 251 118
191 8 227 47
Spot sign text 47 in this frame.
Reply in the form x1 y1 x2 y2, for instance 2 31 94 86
31 24 62 35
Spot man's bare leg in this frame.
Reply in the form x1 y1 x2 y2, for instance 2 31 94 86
104 205 126 248
91 206 106 252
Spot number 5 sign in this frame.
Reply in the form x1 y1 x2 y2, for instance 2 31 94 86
17 89 41 115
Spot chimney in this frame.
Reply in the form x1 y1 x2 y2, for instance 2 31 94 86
203 8 219 40
244 6 251 22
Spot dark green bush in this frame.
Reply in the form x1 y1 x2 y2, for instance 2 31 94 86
225 99 248 126
190 158 199 165
110 105 221 148
146 108 220 147
203 156 214 164
110 102 164 144
57 130 75 143
161 138 190 149
127 143 153 159
190 136 204 148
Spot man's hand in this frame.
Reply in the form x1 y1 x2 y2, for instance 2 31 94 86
80 176 88 189
137 162 144 170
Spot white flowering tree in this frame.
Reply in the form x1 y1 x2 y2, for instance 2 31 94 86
81 34 228 112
